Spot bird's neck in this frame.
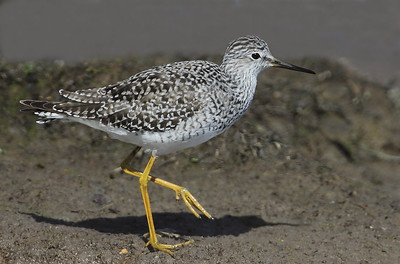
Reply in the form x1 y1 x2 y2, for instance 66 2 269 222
221 60 258 103
220 60 259 119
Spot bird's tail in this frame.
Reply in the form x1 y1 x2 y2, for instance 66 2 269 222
20 99 103 124
20 100 67 124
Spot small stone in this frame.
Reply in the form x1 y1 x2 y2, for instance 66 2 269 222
119 248 128 255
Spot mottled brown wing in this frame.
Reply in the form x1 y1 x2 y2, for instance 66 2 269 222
94 61 223 132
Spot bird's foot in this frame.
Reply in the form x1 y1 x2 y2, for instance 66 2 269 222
174 187 214 220
144 237 194 256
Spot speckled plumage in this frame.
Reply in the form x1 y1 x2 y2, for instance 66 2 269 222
20 36 314 155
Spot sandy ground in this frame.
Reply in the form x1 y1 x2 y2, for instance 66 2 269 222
0 57 399 263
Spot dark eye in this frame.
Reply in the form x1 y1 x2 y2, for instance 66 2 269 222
251 53 261 60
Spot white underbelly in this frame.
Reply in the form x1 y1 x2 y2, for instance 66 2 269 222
70 117 223 155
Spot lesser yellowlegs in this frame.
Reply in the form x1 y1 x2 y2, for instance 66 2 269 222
20 35 315 255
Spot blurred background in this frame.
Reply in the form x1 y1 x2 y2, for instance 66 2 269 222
0 0 399 83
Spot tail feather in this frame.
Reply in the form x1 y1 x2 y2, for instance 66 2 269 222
20 100 64 123
20 100 59 112
19 99 102 124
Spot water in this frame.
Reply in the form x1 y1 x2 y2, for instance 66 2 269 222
0 0 399 82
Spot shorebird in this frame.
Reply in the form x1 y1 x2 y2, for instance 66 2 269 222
20 35 315 255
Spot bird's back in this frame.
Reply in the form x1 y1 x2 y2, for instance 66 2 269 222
21 60 240 154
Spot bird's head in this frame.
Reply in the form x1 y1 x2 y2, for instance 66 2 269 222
222 35 315 76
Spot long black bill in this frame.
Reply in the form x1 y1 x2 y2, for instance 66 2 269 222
271 58 315 74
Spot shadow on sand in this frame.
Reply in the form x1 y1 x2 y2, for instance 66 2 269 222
22 212 297 237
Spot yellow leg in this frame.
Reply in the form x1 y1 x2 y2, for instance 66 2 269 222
121 147 213 219
121 147 213 255
139 154 194 255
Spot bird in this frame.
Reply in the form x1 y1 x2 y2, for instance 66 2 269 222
20 35 315 255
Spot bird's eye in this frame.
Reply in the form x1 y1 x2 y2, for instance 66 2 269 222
251 53 261 60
